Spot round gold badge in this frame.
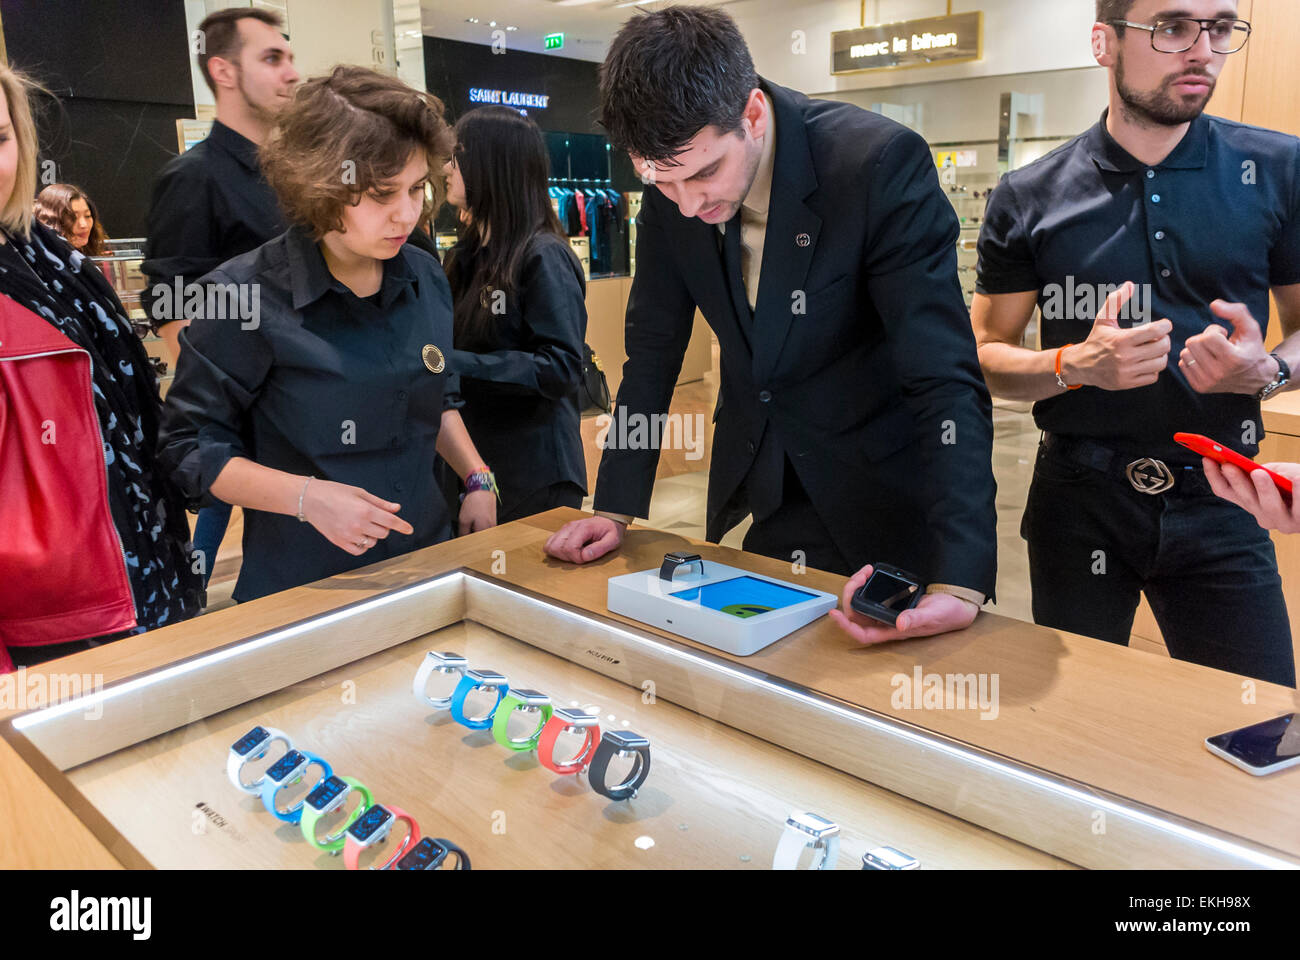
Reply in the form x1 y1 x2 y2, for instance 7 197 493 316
422 344 445 374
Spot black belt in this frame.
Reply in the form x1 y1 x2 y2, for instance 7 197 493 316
1041 433 1213 497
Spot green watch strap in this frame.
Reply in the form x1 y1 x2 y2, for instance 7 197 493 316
300 776 373 853
491 691 553 752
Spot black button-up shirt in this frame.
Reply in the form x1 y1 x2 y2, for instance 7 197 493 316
978 110 1300 462
141 120 287 330
158 226 459 602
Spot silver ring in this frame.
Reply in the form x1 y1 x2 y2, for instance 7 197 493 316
1187 356 1197 365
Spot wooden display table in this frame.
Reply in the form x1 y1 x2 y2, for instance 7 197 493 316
2 509 1296 870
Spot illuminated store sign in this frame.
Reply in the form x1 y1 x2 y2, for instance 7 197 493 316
468 88 550 109
831 12 982 74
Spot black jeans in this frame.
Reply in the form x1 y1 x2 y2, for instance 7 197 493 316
1022 443 1296 687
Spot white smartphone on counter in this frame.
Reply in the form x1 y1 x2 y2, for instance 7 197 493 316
1204 713 1300 776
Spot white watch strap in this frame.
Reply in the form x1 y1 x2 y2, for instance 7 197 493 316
225 726 291 794
412 658 462 709
773 822 840 870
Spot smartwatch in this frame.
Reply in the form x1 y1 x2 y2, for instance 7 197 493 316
259 749 333 824
1258 353 1291 402
660 551 704 583
449 669 509 730
849 564 925 626
343 803 421 871
413 651 469 709
862 846 919 870
538 706 601 775
587 729 651 800
226 725 292 794
300 775 373 854
772 811 841 870
490 688 553 751
394 836 472 871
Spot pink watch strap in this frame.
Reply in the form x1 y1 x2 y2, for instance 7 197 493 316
343 805 421 871
538 715 601 775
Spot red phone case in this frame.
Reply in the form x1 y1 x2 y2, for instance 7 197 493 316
1174 432 1294 502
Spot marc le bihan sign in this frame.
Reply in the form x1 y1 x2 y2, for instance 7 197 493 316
831 11 983 75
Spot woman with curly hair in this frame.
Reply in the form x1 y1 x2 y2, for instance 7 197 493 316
159 66 497 603
35 182 109 256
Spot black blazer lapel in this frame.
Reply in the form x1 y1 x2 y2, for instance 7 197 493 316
673 209 750 355
752 80 822 384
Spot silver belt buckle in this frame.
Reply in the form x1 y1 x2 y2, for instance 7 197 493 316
1126 457 1175 495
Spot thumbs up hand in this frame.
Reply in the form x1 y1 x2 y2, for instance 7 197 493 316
1060 281 1174 391
1180 300 1277 396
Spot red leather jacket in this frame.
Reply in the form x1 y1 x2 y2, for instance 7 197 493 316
0 294 136 671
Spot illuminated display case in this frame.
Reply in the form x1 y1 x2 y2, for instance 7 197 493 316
3 517 1296 870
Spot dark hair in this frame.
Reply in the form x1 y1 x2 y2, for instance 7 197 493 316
196 7 285 93
599 7 757 165
442 106 568 349
1097 0 1137 30
35 183 108 256
260 66 452 239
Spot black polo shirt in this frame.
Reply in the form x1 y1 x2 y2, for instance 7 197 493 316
157 226 459 603
141 120 287 330
977 110 1300 462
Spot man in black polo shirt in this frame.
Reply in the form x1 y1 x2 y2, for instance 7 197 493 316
141 6 299 587
973 0 1299 687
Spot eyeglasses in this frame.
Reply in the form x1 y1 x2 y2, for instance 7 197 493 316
1108 18 1252 54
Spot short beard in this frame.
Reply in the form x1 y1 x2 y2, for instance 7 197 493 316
1115 51 1214 127
235 65 278 126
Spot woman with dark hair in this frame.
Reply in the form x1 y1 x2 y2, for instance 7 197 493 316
441 105 588 523
0 66 202 671
159 66 496 603
35 182 109 256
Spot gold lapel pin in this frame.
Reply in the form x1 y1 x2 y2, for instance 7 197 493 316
422 344 445 374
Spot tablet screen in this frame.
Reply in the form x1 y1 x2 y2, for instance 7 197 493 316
671 576 817 618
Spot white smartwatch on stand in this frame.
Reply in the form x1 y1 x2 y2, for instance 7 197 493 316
772 810 841 870
226 725 292 794
413 651 469 709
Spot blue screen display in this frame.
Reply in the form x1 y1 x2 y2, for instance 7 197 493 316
306 775 347 811
671 576 816 619
348 805 390 841
266 750 305 782
231 726 268 757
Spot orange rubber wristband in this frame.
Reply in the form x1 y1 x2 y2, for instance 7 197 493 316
1055 344 1082 391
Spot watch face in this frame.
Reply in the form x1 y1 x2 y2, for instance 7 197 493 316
395 837 446 870
305 775 348 812
347 805 392 843
466 669 506 686
426 651 467 670
231 726 269 757
604 730 649 750
265 750 306 783
510 688 549 706
788 811 839 838
553 706 596 727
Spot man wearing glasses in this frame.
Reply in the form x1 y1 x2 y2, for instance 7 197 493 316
972 0 1299 687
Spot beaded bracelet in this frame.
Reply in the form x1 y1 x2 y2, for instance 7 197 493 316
464 468 500 501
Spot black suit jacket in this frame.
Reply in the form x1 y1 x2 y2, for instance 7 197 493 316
593 80 997 597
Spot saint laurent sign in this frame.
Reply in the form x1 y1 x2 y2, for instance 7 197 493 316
831 12 983 74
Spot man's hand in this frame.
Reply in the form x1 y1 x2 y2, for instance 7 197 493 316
1180 300 1277 395
829 564 979 645
458 490 497 536
1061 282 1173 391
1204 458 1300 533
544 516 626 564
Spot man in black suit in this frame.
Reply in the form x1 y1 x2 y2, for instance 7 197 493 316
545 7 998 643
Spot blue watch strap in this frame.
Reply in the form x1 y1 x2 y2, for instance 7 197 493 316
449 674 509 730
261 751 333 824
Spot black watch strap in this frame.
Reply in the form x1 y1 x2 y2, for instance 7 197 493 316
433 837 471 870
1273 353 1291 383
587 740 652 801
659 551 703 582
